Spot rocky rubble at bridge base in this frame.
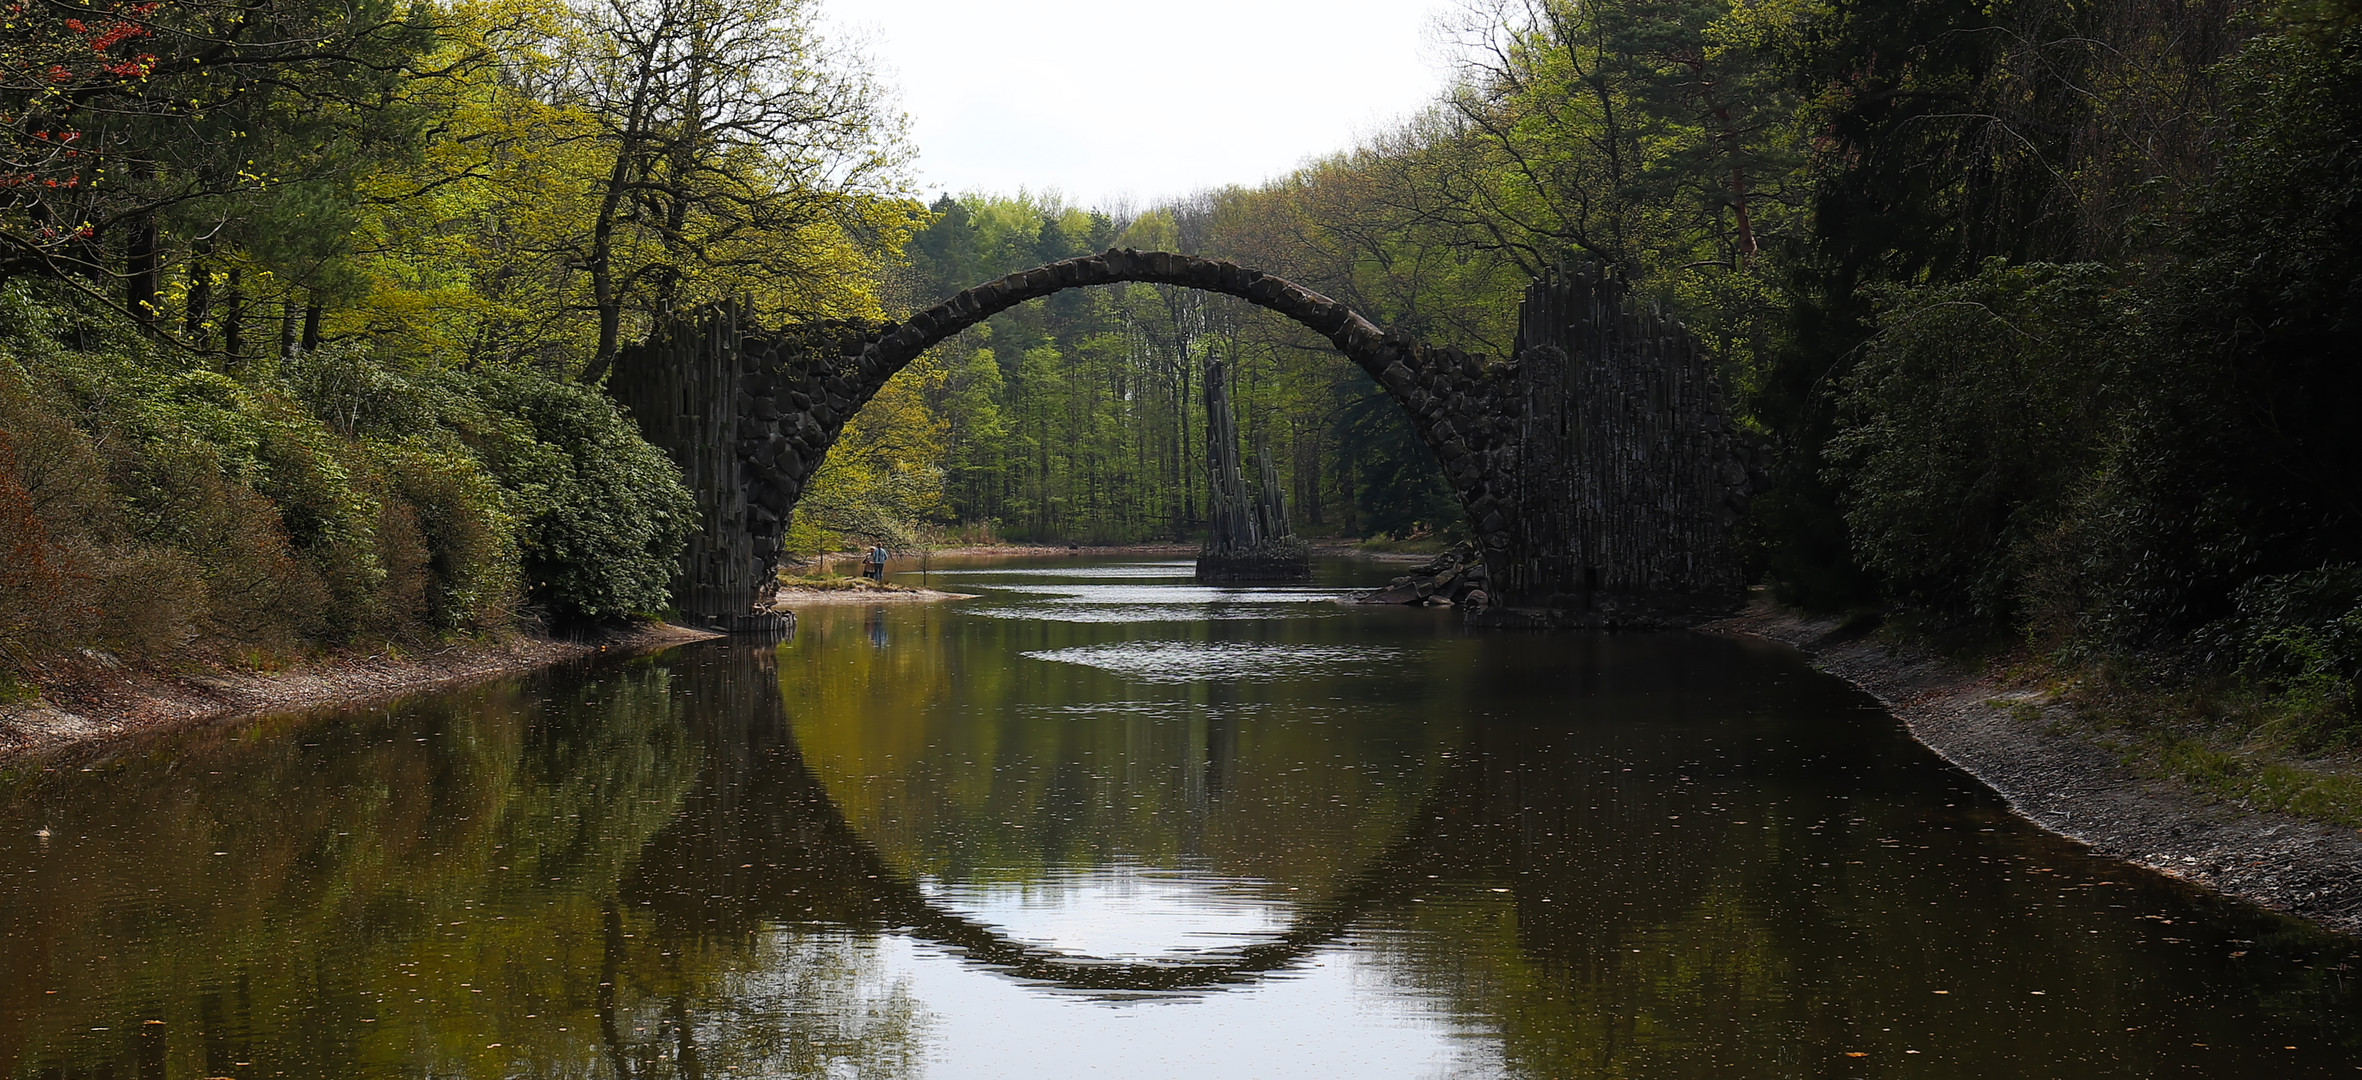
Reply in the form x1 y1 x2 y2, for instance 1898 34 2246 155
1356 543 1491 607
1354 542 1746 628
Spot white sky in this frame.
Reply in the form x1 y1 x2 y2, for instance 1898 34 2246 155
821 0 1464 210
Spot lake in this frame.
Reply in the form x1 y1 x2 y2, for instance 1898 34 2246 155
2 557 2355 1078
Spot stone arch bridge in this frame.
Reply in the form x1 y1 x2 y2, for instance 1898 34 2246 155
610 251 1758 630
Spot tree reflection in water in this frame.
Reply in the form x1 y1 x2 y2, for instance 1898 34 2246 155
0 646 930 1080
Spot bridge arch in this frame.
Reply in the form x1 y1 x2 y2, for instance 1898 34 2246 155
610 252 1754 630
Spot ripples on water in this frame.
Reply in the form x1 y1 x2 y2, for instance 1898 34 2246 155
1022 641 1404 682
1 555 2356 1079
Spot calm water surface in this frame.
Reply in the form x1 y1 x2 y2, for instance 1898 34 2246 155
2 557 2356 1078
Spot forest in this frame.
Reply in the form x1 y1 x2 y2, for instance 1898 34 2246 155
2 0 2358 770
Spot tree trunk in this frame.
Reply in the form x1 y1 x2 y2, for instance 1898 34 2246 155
184 257 212 349
222 270 245 361
125 218 159 325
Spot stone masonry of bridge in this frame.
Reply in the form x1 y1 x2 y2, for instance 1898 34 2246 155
609 250 1759 632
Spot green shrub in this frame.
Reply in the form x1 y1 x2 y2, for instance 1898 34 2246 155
280 343 450 440
1 290 694 686
2184 567 2362 746
465 369 692 625
2090 19 2362 647
1827 261 2141 630
124 437 334 653
377 443 518 630
283 349 690 626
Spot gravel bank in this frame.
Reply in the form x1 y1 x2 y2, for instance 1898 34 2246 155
1706 603 2362 938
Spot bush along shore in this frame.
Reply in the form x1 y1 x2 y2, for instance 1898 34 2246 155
0 283 701 750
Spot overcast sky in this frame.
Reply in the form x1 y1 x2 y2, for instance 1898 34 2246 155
820 0 1463 210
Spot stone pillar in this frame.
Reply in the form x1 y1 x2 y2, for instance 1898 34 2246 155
609 303 792 635
1480 267 1752 626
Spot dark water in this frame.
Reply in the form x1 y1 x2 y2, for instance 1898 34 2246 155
2 557 2356 1079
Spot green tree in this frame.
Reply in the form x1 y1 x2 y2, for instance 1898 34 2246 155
2 0 446 351
557 0 913 381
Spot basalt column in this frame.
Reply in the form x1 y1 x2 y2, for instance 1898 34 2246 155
1198 355 1309 583
1483 268 1755 625
608 303 793 634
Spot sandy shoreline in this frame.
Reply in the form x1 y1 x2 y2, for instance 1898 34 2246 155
1705 602 2362 938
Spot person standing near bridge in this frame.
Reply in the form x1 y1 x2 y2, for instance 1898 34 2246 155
864 543 890 583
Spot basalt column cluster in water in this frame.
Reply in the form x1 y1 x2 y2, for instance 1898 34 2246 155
609 251 1759 629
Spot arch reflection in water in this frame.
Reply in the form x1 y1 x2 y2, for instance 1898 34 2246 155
623 645 1464 996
